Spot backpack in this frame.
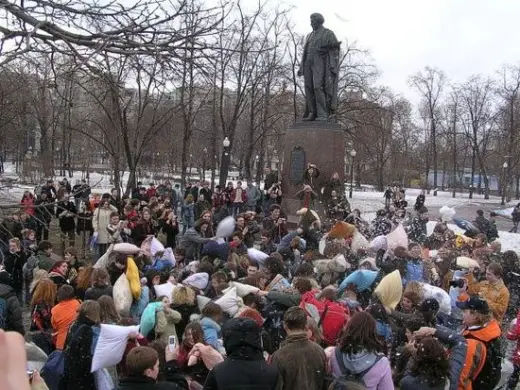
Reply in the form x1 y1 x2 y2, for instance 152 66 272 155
23 254 39 283
466 334 502 390
331 347 382 389
0 297 7 329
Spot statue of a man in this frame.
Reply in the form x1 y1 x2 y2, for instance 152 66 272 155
298 13 340 122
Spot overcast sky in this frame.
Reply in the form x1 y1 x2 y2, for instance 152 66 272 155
278 0 520 101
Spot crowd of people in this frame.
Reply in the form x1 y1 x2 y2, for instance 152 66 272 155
1 172 520 390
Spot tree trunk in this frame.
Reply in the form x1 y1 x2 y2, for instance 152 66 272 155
469 149 476 199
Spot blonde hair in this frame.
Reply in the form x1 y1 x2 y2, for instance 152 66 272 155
30 270 49 293
172 285 195 306
404 281 424 302
79 300 101 324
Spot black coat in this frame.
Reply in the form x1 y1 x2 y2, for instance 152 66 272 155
84 285 113 300
61 318 96 390
117 361 188 390
0 282 25 335
3 251 27 291
56 200 77 231
203 318 279 390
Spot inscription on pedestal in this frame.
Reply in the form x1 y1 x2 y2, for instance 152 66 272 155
289 146 306 184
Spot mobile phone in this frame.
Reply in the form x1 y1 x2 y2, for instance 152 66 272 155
168 335 176 352
27 370 34 383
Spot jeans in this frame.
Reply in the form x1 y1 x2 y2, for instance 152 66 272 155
508 364 520 389
60 229 75 254
232 203 243 217
96 243 108 262
511 221 519 233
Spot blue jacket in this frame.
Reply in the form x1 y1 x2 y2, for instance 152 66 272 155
200 317 221 350
403 258 424 285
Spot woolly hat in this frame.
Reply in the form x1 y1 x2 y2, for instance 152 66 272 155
238 308 265 327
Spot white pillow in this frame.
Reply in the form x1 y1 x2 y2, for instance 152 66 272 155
150 237 165 256
386 224 408 250
369 236 388 252
113 274 132 316
94 244 114 269
183 272 209 290
215 287 239 316
154 281 175 299
457 256 480 270
247 248 269 264
197 295 211 312
113 242 141 254
225 281 259 297
91 324 140 372
216 216 236 238
351 230 369 253
422 283 452 315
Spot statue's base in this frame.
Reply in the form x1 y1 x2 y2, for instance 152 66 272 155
281 121 346 228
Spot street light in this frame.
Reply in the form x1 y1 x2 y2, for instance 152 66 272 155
202 147 208 181
349 149 357 198
219 137 231 187
501 161 508 205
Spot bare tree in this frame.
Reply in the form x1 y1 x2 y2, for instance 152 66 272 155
0 0 226 67
409 67 446 194
496 64 520 200
457 75 496 199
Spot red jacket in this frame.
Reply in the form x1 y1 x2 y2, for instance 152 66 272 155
21 196 35 216
507 310 520 366
230 188 248 203
146 186 157 199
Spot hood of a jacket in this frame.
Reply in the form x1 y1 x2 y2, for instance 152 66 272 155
340 350 379 375
200 316 221 332
0 283 14 297
222 318 263 360
463 319 501 342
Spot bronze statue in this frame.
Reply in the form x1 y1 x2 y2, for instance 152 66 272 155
298 13 340 122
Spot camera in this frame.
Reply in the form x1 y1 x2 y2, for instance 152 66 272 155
449 279 466 289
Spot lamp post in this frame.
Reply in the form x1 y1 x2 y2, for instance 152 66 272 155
202 147 208 182
219 137 231 187
501 161 508 205
349 149 357 198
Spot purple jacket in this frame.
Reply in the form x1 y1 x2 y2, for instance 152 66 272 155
328 348 394 390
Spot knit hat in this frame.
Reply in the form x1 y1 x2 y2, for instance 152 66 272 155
238 308 265 327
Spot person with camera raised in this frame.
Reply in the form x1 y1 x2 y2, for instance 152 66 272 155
462 262 510 323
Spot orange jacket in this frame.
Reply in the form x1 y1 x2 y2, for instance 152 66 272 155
51 299 81 350
466 274 510 322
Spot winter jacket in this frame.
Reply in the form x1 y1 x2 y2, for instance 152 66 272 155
200 317 220 350
84 285 113 301
34 200 54 224
0 282 25 334
403 258 425 285
414 194 426 211
506 309 520 366
199 187 213 203
181 203 195 228
155 309 182 345
36 251 55 272
161 220 180 248
474 216 491 235
271 332 327 390
328 348 393 390
230 188 248 204
56 200 77 231
262 217 288 244
461 320 502 390
178 228 212 261
21 195 36 216
400 374 447 390
371 216 392 238
51 298 80 350
117 361 188 390
93 205 118 244
61 317 97 390
203 317 279 390
245 185 261 207
467 276 510 322
3 250 27 291
132 219 157 247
